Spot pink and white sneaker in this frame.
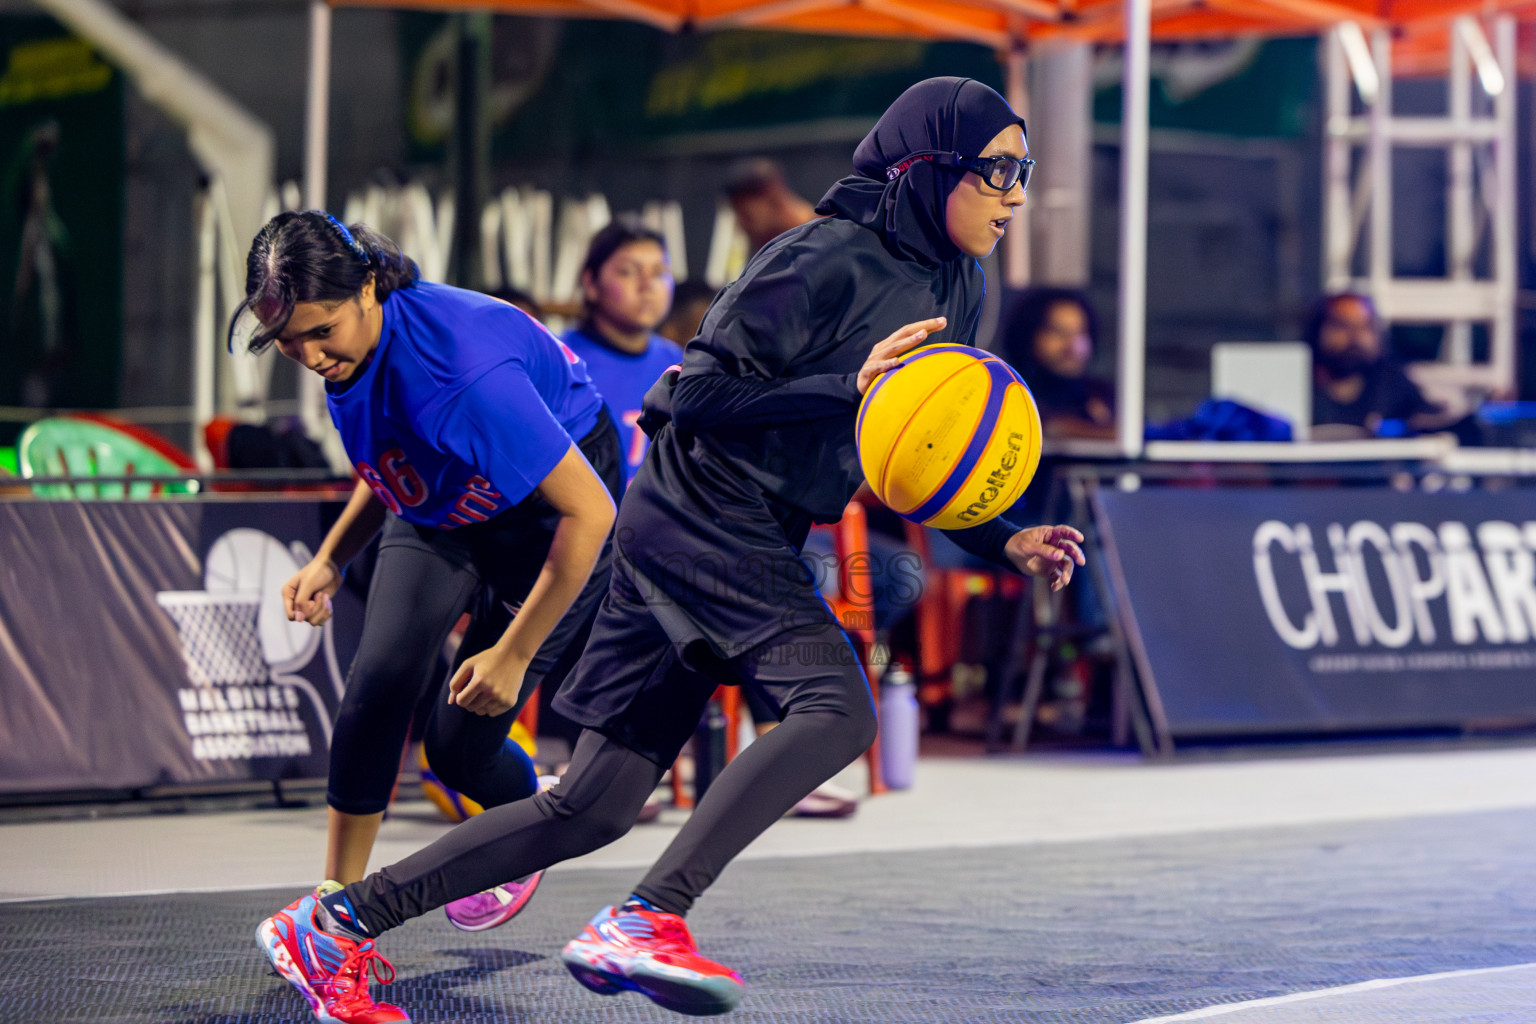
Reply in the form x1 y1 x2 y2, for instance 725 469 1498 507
443 774 557 932
443 871 546 932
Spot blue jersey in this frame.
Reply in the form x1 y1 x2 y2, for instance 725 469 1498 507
562 326 683 483
328 281 603 529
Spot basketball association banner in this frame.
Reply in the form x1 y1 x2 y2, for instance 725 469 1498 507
0 500 364 794
1093 487 1536 741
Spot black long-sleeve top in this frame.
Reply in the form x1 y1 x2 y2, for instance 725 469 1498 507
640 215 1021 568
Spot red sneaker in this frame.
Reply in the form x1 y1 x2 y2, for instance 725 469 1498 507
561 904 744 1016
255 890 409 1023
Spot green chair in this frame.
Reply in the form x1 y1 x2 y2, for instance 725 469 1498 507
0 446 16 476
18 416 197 500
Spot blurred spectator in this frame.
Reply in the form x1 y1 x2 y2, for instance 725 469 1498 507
658 278 717 347
225 417 329 470
1305 292 1441 439
489 286 544 322
724 157 820 253
561 216 682 486
998 286 1115 440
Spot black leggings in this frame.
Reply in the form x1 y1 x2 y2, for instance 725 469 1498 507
344 618 877 935
327 415 620 817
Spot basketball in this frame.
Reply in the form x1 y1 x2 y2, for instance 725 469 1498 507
418 746 485 823
417 721 538 823
857 344 1042 529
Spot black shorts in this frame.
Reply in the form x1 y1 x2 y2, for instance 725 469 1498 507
552 423 860 765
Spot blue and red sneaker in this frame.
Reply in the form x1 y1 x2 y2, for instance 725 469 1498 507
561 904 744 1016
255 889 409 1023
443 870 545 932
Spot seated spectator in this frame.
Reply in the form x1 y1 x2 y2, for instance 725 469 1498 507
993 289 1113 730
724 157 820 254
1306 292 1441 438
561 217 683 486
998 286 1115 440
658 278 717 347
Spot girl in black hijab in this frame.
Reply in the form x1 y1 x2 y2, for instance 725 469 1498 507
257 77 1086 1022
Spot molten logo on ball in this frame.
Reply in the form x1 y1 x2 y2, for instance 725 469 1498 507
956 431 1025 523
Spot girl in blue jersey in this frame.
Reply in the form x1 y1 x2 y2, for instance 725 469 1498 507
256 81 1084 1023
561 217 684 485
237 211 621 1024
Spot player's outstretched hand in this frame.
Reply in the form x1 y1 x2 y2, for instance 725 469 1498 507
1005 525 1086 592
282 557 343 627
857 316 947 394
448 645 529 717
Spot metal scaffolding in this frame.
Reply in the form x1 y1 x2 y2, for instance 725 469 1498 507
1324 16 1519 413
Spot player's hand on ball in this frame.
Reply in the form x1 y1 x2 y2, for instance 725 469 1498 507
282 557 343 627
1006 525 1085 592
448 645 528 717
857 316 947 393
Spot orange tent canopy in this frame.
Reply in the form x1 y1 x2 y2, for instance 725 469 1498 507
333 0 1536 51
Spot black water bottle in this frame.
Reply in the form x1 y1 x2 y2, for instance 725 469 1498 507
692 699 729 802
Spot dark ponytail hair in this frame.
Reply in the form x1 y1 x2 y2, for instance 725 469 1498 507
228 210 419 353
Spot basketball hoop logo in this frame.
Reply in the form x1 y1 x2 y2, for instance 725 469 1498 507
156 529 346 760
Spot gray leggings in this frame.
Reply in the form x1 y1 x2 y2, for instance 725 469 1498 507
344 619 878 934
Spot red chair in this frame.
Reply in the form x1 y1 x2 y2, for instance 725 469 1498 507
820 500 887 794
203 415 237 469
670 687 740 811
903 520 1024 714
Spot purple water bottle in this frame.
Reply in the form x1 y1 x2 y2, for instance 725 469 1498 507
879 665 919 790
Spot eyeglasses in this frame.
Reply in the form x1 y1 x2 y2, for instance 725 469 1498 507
885 151 1035 193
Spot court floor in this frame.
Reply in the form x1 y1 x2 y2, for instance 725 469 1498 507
3 743 1536 1022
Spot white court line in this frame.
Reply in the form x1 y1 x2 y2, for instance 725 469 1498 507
0 881 317 904
1128 962 1536 1022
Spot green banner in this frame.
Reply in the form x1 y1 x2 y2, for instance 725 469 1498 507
0 14 124 436
400 18 1315 165
401 15 1003 162
1093 37 1315 139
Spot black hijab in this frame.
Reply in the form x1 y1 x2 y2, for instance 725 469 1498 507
816 77 1025 267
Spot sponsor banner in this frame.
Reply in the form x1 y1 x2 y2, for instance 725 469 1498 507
1095 488 1536 738
0 500 363 794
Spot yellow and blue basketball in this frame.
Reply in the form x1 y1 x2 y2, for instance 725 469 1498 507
418 745 485 823
856 344 1042 530
416 720 538 823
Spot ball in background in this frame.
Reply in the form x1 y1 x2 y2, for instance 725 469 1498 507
416 720 538 823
